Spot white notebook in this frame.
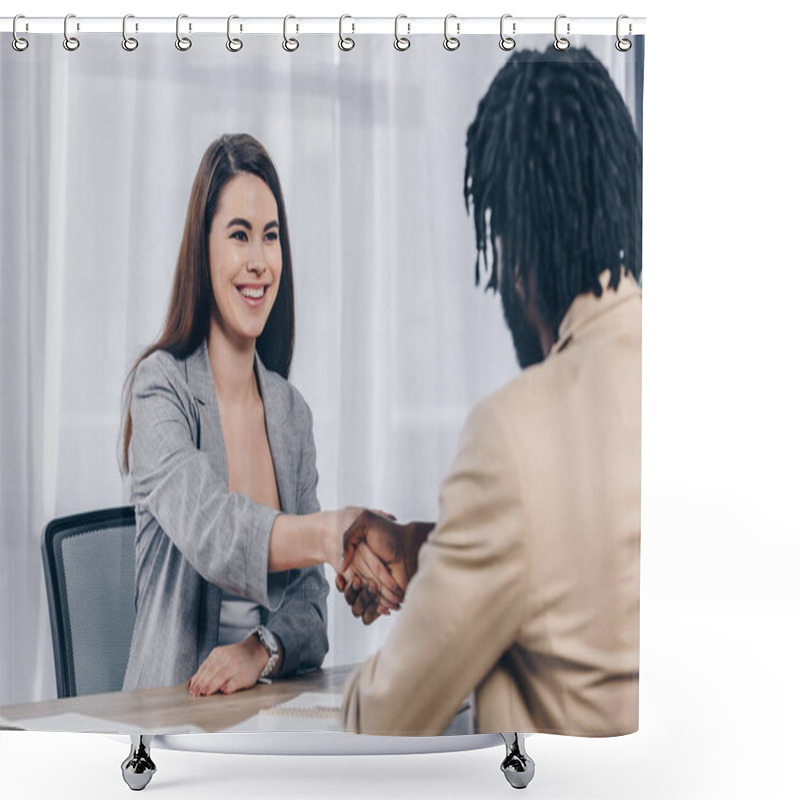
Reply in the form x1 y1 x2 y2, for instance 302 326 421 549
261 692 343 718
257 692 344 731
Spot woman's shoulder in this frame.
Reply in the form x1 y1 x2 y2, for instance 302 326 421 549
132 347 195 405
136 347 187 381
257 364 313 425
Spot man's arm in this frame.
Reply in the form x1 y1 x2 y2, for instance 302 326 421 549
341 398 529 735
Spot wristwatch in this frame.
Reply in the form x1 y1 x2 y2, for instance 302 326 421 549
248 625 280 682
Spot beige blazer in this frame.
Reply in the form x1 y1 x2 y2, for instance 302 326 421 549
342 271 641 736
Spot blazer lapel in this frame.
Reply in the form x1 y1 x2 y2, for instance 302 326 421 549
180 342 294 659
184 340 229 486
255 358 293 513
184 340 294 514
183 340 226 658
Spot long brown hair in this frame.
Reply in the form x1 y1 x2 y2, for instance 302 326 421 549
120 133 295 473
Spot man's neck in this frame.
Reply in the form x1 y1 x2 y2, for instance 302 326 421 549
523 270 555 358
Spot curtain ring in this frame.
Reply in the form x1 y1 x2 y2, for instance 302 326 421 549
499 14 516 51
282 15 299 52
394 14 410 51
12 15 29 52
553 14 570 51
443 14 460 51
63 13 80 51
615 15 632 52
338 14 355 51
226 15 243 52
176 14 192 51
122 14 138 51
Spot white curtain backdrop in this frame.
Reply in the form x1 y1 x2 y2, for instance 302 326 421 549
0 33 641 704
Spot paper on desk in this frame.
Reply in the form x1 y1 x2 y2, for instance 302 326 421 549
262 692 343 717
249 692 344 732
0 711 205 734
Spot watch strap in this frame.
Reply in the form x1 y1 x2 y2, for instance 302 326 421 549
248 625 280 681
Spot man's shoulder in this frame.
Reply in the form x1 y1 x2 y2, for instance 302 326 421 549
459 361 575 470
475 365 554 425
458 372 534 458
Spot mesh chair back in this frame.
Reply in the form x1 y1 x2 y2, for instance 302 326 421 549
41 507 137 698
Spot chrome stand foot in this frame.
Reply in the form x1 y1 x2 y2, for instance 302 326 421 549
500 732 535 789
121 735 156 791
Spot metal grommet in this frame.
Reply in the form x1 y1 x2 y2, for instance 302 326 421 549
63 13 80 51
282 15 299 52
499 14 516 51
338 14 355 51
176 14 192 51
122 14 138 51
12 14 29 52
394 14 410 51
226 15 243 52
615 14 632 52
443 14 460 51
553 14 570 51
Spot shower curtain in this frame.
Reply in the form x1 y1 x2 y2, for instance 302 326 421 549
0 20 644 738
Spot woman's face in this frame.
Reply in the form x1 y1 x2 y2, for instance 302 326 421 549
207 172 282 348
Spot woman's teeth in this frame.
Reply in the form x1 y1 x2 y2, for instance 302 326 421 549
238 286 266 298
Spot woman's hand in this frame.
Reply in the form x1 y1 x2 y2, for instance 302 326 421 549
324 508 405 609
269 506 365 573
336 545 396 624
187 634 279 697
268 506 404 612
341 512 433 591
336 513 435 625
320 506 363 572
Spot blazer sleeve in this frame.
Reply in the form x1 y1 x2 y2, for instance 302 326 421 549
265 396 330 677
129 351 284 610
341 397 529 735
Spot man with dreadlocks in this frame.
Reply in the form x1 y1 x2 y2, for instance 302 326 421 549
340 47 642 739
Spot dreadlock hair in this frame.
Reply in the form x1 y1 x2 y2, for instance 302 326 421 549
464 47 642 333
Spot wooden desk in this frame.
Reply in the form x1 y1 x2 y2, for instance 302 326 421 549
0 665 358 734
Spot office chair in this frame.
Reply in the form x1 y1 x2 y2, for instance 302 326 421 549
41 506 137 698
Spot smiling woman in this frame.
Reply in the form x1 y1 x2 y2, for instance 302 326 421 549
208 173 283 348
118 134 401 695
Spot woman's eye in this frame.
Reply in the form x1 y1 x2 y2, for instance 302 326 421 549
265 231 279 242
230 230 247 241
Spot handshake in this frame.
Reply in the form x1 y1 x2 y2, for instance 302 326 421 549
335 510 434 625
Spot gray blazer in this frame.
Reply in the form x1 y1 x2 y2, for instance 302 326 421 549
122 340 329 691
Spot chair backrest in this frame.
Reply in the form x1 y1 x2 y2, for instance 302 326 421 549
41 507 136 698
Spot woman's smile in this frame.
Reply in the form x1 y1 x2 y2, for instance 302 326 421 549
236 282 270 308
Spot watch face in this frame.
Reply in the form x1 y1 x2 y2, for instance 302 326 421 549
260 627 278 653
258 627 280 677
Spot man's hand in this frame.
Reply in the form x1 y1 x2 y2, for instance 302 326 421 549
187 634 281 697
336 510 434 624
337 544 398 624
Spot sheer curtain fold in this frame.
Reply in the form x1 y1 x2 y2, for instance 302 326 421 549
0 33 639 704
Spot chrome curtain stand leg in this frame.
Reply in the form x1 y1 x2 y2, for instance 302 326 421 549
121 734 156 791
500 732 535 789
